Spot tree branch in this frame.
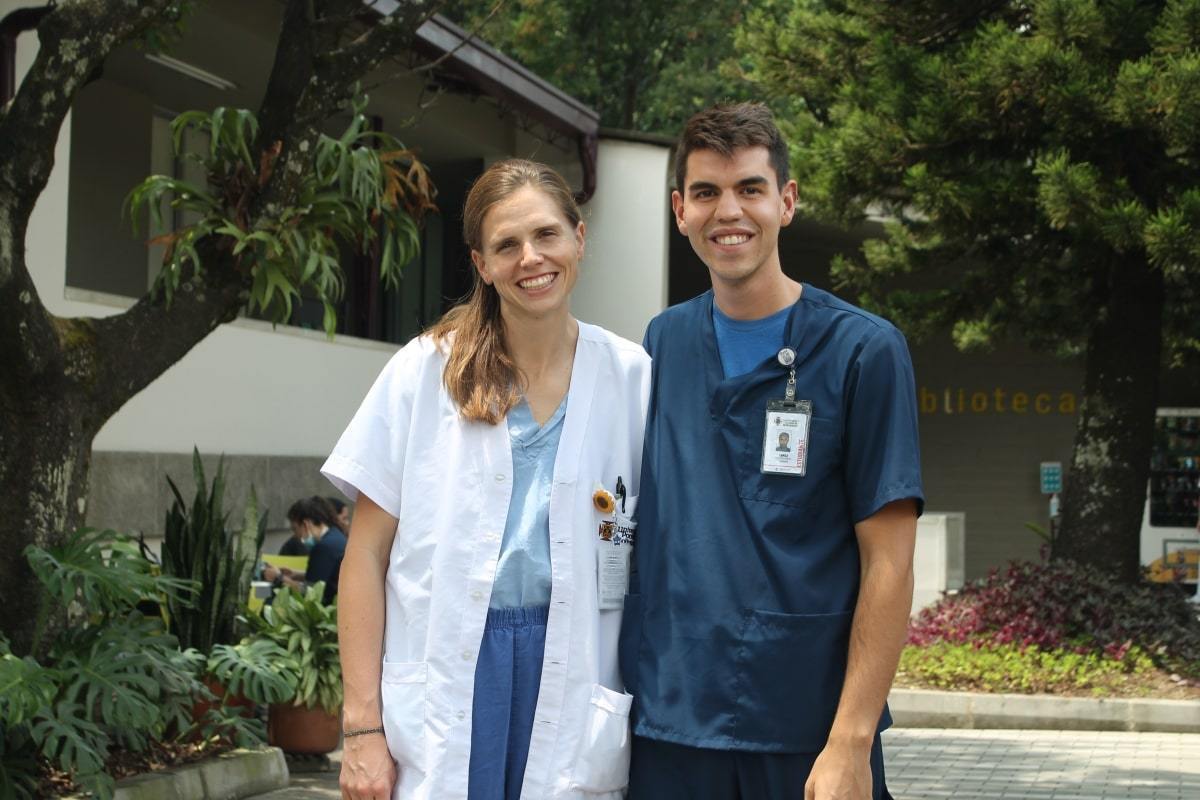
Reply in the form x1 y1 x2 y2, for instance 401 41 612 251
0 196 59 396
322 1 442 85
0 0 180 238
0 0 182 380
88 246 248 423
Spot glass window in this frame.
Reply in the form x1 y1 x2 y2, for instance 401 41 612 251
1149 411 1200 528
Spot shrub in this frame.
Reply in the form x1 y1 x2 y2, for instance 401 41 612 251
0 528 291 799
0 529 203 799
249 583 342 714
899 640 1157 696
909 558 1200 678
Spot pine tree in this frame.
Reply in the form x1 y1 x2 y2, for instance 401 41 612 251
740 0 1200 581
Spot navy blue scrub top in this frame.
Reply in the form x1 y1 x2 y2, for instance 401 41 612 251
620 286 924 753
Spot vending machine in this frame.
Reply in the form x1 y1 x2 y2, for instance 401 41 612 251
1142 408 1200 588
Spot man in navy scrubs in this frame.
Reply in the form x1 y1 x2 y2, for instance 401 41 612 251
621 103 924 799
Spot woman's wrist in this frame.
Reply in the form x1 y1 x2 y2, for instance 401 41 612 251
342 703 383 731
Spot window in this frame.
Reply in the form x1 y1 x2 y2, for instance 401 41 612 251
1149 411 1200 528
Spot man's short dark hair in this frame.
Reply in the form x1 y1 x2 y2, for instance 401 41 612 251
674 102 790 192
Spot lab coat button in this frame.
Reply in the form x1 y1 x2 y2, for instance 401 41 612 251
457 710 466 721
494 473 507 482
461 650 472 661
471 590 484 601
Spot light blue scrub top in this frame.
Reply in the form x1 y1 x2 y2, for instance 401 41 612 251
489 397 567 609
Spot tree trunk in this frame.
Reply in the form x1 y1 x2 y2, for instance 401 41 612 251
1055 253 1164 582
0 389 95 656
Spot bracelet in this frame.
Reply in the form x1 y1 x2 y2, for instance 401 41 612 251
344 725 385 738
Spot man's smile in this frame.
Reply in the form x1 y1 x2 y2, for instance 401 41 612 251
709 229 756 249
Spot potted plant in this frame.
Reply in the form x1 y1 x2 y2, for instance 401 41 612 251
161 449 267 656
251 583 343 754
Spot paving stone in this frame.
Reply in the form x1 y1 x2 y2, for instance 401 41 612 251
883 729 1200 800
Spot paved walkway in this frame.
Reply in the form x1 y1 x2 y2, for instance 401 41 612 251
883 729 1200 799
252 730 1200 798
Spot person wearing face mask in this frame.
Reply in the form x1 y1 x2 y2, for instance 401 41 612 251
263 495 346 604
278 513 318 556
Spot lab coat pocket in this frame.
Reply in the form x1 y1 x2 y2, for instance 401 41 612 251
380 660 428 772
568 683 633 793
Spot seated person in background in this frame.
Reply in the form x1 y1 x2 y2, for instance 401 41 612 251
278 514 316 556
263 496 347 604
326 496 352 534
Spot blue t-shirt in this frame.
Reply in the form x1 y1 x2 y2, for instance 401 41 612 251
712 302 791 379
305 526 347 605
489 397 566 609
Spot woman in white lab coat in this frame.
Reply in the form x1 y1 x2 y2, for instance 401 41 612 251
324 159 650 800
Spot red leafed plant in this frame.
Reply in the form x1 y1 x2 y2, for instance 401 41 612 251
908 558 1200 677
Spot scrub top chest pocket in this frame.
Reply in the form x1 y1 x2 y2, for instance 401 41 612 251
739 415 843 510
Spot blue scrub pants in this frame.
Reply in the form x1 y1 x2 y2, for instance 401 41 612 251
467 606 548 800
628 734 892 800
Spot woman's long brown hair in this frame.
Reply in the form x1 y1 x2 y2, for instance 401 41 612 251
428 159 582 424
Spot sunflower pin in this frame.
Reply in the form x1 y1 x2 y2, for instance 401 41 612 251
592 484 616 515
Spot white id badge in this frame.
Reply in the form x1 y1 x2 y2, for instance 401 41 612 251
761 398 812 476
597 511 636 610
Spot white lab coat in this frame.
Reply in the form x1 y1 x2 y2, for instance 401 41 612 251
322 321 650 800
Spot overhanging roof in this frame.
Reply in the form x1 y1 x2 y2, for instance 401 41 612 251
368 3 601 200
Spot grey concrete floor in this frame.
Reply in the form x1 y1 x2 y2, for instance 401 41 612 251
251 730 1200 798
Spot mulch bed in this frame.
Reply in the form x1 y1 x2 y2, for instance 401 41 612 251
39 739 234 797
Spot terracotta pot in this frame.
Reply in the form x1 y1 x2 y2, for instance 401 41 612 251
268 702 342 754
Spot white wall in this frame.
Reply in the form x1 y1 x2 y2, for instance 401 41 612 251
575 138 671 343
89 304 395 456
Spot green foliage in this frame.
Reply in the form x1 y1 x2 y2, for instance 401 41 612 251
197 705 266 750
444 0 759 134
0 731 40 800
30 702 112 795
136 1 197 55
250 584 342 715
207 639 296 705
899 639 1157 696
26 529 192 646
161 449 265 654
738 0 1200 363
125 97 435 335
0 649 57 727
1 530 210 800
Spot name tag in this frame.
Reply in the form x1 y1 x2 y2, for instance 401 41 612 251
597 510 636 610
761 398 812 477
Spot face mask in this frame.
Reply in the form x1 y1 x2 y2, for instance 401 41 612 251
302 535 316 549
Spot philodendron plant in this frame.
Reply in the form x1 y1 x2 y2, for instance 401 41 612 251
250 583 342 714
